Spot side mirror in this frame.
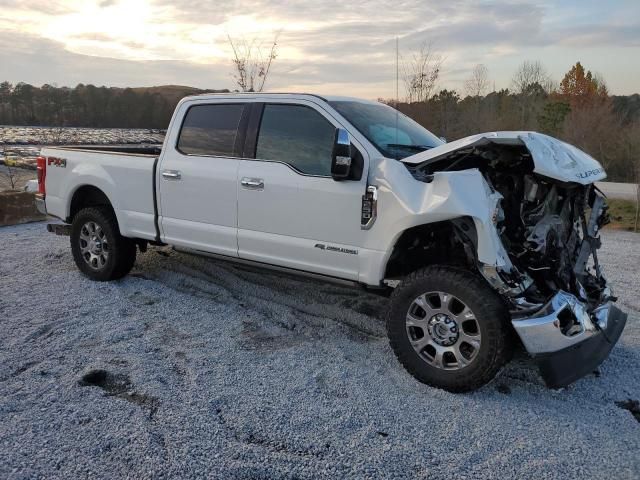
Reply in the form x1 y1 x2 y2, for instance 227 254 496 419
439 136 447 143
331 128 352 180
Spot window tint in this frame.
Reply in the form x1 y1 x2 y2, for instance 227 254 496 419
177 104 244 156
330 100 443 160
256 104 335 176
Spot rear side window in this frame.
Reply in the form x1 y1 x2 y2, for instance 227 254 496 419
256 104 335 176
177 104 244 156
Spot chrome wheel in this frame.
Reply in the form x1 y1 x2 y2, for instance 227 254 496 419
78 221 109 270
406 291 481 370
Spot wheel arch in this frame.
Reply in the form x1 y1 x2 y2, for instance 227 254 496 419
383 217 479 280
67 185 117 224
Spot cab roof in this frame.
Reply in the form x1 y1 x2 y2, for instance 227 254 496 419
183 92 379 105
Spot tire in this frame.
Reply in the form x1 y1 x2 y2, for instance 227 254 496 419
70 207 136 281
387 266 512 393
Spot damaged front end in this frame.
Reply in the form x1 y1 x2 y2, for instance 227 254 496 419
404 132 627 387
501 182 627 388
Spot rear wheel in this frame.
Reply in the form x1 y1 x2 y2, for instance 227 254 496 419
387 266 512 392
70 207 136 281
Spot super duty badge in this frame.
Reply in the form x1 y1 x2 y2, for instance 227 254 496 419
576 168 604 180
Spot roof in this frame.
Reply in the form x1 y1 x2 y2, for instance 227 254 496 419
182 92 379 105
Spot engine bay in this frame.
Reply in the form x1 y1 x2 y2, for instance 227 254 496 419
407 143 612 312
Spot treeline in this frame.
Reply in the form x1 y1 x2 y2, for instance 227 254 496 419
388 62 640 183
2 60 639 182
0 82 229 129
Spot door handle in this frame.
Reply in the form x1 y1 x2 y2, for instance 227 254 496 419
162 170 181 180
241 177 264 190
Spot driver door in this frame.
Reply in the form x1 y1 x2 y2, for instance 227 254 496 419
237 101 367 280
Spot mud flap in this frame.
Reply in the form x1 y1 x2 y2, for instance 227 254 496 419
535 305 627 388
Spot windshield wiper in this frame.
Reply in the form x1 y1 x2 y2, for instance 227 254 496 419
385 144 433 151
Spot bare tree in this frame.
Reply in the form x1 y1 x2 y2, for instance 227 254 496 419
511 60 553 128
511 60 550 95
0 159 21 191
465 64 490 97
401 42 443 103
227 33 279 92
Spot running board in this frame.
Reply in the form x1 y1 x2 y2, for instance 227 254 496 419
174 246 360 287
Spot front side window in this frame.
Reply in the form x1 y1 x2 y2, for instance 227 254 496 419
330 100 443 160
256 104 335 176
177 103 244 156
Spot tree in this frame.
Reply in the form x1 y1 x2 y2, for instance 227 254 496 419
430 89 461 138
0 162 20 190
465 64 490 98
511 60 551 128
0 81 13 124
401 42 443 103
558 62 607 108
512 60 552 95
227 33 279 92
538 101 571 136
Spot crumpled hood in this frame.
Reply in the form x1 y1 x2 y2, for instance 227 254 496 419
401 131 607 185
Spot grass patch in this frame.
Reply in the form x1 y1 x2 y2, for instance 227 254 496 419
606 199 639 232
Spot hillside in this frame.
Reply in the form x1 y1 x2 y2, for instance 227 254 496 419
129 85 230 104
0 82 231 129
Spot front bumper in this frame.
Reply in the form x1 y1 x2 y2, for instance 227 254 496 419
512 291 627 388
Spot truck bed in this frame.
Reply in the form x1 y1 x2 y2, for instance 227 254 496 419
59 145 162 156
41 145 160 241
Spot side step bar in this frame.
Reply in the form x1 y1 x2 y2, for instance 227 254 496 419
47 223 71 236
174 246 360 288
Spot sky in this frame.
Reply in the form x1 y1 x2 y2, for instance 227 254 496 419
0 0 639 98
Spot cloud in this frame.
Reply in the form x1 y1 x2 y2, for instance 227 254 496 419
1 0 72 15
0 0 639 95
0 31 231 89
548 23 640 47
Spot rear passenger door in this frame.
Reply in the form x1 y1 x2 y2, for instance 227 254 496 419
237 101 367 280
158 101 246 256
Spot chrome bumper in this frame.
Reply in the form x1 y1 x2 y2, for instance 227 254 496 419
512 290 627 388
512 291 602 354
35 194 47 215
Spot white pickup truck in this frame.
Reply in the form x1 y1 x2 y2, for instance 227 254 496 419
36 93 626 392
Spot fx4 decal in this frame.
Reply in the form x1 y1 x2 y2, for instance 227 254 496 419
47 157 67 168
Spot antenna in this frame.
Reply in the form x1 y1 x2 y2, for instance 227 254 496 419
396 37 399 105
395 36 399 160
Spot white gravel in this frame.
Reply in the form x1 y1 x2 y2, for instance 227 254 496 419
1 222 638 479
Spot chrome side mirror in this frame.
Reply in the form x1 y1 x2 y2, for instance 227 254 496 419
331 128 352 180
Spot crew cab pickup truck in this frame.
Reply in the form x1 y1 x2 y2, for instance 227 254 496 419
36 93 627 392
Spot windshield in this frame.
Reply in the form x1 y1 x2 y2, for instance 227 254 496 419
329 100 444 160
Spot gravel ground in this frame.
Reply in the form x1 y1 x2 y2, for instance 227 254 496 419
0 222 638 479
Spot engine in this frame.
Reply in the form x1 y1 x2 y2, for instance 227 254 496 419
410 143 612 310
489 171 609 307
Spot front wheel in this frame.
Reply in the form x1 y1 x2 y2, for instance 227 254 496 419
387 266 512 392
70 207 136 281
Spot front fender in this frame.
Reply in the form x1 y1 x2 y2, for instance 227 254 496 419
369 158 511 268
